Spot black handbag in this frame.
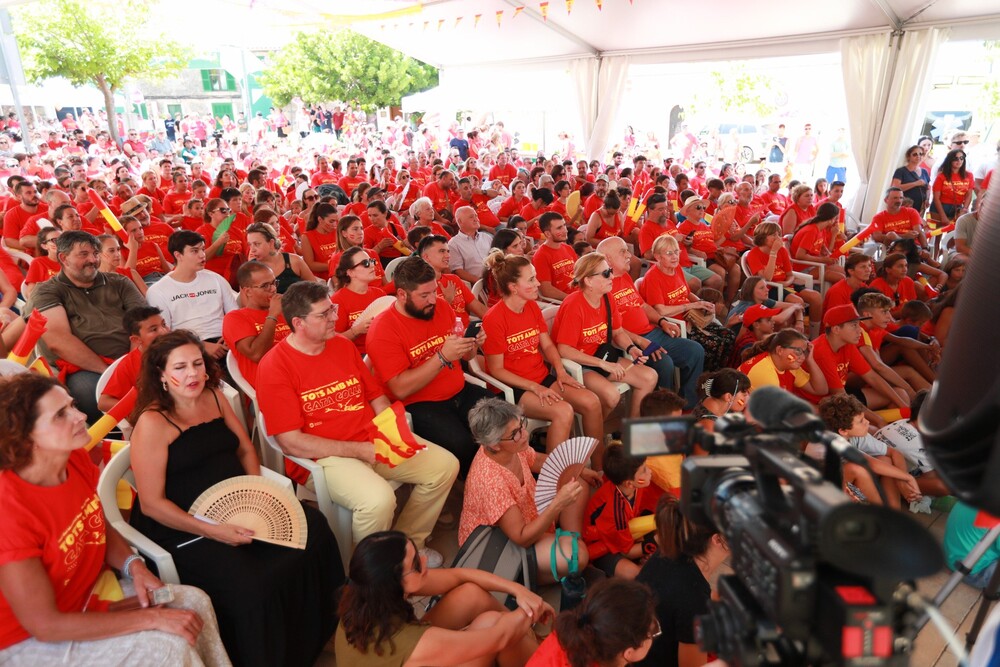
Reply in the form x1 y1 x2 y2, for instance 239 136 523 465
593 295 622 364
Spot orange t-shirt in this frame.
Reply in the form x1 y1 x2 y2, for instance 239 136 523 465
331 285 386 355
482 299 550 384
531 243 577 295
745 245 793 282
639 266 690 307
302 229 339 280
552 290 621 357
222 309 292 388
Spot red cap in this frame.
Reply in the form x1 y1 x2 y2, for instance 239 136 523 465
743 304 782 327
823 304 872 328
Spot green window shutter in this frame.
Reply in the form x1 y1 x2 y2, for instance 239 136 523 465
201 70 212 91
225 72 236 91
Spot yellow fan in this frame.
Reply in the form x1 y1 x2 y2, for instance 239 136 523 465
566 190 581 219
189 475 307 549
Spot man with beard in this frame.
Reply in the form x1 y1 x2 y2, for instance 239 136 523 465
3 180 45 251
25 231 146 421
366 256 491 476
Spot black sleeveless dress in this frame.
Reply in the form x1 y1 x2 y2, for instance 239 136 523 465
130 404 342 667
274 252 301 294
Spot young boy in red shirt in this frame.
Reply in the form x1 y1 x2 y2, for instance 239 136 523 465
583 443 657 580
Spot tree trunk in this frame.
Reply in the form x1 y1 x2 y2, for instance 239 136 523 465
97 74 122 149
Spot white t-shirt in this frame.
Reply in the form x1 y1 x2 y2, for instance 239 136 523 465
874 419 933 473
146 270 238 340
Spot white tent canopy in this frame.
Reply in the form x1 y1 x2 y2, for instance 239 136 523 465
356 0 1000 221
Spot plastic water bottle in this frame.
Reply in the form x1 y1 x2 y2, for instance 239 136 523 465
453 317 464 337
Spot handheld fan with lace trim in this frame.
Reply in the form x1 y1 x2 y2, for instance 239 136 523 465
534 437 598 513
189 475 307 549
358 295 397 324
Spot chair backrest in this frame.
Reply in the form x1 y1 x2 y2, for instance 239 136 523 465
541 305 559 333
0 359 28 376
739 250 752 278
383 256 407 282
471 279 488 306
226 350 256 401
98 443 136 515
95 355 126 404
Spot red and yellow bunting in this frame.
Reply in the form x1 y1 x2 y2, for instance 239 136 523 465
371 1 626 31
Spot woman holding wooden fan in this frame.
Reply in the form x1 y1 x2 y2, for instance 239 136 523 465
128 330 343 667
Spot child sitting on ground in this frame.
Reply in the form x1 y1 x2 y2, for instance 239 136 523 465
874 389 951 500
583 443 658 579
819 394 922 509
638 389 687 500
856 291 933 393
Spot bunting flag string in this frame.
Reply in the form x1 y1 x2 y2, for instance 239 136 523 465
372 0 626 31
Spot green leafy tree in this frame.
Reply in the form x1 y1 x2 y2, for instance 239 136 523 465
688 63 777 118
977 41 1000 137
13 0 189 147
260 29 438 111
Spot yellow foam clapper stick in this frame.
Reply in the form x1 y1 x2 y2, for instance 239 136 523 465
629 514 656 540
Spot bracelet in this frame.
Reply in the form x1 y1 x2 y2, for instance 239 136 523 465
436 350 453 369
122 554 145 579
658 317 669 326
265 315 278 323
627 343 641 355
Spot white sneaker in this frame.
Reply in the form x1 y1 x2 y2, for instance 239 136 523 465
420 547 444 569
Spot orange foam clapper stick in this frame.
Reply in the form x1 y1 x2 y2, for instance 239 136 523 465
87 188 129 244
7 309 47 364
86 387 137 451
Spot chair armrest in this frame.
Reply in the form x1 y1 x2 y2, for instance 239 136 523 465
261 467 293 491
663 316 688 338
109 519 180 584
468 358 516 404
465 373 486 389
690 256 706 267
764 280 785 301
791 271 814 291
561 358 585 384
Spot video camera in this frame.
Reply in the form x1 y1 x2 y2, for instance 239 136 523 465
624 386 943 666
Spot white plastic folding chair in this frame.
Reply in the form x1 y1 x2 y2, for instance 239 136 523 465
0 359 28 376
467 356 569 438
383 256 408 283
98 443 294 585
225 351 280 472
256 410 402 572
540 304 630 398
94 356 131 439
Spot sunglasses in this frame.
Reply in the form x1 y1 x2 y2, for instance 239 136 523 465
214 207 231 214
352 258 376 269
953 140 970 145
304 195 318 202
590 268 613 279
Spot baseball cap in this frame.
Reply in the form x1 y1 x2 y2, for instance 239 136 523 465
596 174 609 182
742 304 782 328
823 304 872 329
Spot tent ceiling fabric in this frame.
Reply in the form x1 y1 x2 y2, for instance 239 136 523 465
352 0 1000 68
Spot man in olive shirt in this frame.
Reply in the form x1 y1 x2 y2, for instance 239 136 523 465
26 230 146 421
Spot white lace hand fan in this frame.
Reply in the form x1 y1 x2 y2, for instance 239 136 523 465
189 475 307 549
534 437 598 513
358 295 397 324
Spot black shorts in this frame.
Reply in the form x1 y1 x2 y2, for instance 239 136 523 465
592 552 627 578
846 384 868 406
512 374 558 404
767 284 808 301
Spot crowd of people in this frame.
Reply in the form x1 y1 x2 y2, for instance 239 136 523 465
0 106 994 666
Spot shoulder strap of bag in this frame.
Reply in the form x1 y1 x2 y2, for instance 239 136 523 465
603 294 613 344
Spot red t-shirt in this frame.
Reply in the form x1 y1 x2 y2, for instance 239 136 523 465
860 323 890 351
552 290 621 357
438 274 475 327
822 278 860 313
122 240 162 277
527 632 574 666
758 191 789 215
609 273 653 336
868 207 922 236
223 309 292 388
102 347 142 400
869 276 917 310
363 224 404 259
790 224 832 259
337 175 368 196
677 219 717 255
331 285 386 355
3 205 42 242
162 191 193 216
0 249 23 291
482 299 550 384
177 215 203 232
497 195 531 219
638 220 669 257
519 202 548 239
0 449 107 650
582 193 604 222
531 243 577 295
24 255 60 285
811 334 871 391
780 203 816 232
639 266 690 306
302 230 339 280
258 336 384 443
143 221 176 258
195 223 245 279
460 194 500 230
422 182 456 212
366 300 466 405
310 171 339 187
488 163 517 187
745 245 793 282
932 172 975 206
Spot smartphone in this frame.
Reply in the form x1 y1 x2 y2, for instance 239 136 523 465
642 342 662 357
464 321 483 338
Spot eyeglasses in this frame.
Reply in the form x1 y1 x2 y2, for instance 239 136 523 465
953 140 970 145
661 249 680 256
252 280 276 290
785 346 808 357
589 268 613 279
499 417 529 442
307 306 337 320
648 618 662 640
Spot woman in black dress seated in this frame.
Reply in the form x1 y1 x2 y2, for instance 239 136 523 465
128 330 343 667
